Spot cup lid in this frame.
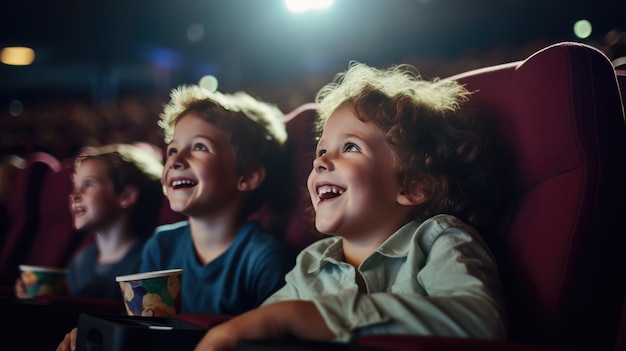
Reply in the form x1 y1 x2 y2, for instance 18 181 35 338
116 268 183 282
19 265 68 274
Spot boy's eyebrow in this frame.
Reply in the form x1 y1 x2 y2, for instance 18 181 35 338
341 132 365 140
316 132 368 146
170 134 218 144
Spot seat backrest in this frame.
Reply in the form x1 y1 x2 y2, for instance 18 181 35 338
447 42 626 350
616 70 626 109
22 163 92 268
611 69 626 351
246 103 324 252
157 196 187 226
0 152 61 284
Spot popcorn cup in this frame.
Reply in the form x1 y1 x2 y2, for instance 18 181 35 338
19 265 69 297
116 269 183 318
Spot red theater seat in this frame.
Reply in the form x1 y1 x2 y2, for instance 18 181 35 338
0 152 61 287
22 163 92 269
356 42 626 351
173 42 626 351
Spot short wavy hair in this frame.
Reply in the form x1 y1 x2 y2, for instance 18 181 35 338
75 143 164 237
159 85 288 217
315 62 499 228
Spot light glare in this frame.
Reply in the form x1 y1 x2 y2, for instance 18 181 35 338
285 0 333 13
573 19 592 39
1 47 35 66
199 75 218 92
187 23 205 42
311 0 333 9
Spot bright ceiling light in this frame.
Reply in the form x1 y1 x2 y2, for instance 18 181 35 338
311 0 333 10
285 0 333 13
1 47 35 66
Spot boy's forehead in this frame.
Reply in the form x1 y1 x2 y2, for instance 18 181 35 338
175 113 225 131
75 158 108 175
323 108 373 134
171 113 233 143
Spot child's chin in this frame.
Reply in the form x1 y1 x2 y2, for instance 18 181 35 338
73 221 89 232
315 220 339 236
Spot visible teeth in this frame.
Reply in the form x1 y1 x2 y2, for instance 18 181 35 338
172 180 197 187
317 186 344 196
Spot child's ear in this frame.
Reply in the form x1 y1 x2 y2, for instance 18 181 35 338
237 164 266 192
397 187 427 206
119 185 140 209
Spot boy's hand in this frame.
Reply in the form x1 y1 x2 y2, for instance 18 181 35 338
194 301 334 351
14 278 28 299
56 327 78 351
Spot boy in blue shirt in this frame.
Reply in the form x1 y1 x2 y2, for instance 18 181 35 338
57 86 294 351
141 85 294 314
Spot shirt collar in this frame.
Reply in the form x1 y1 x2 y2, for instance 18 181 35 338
307 237 344 273
306 220 422 273
375 220 422 258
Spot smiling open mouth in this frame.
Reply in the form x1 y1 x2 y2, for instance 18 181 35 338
171 179 197 189
72 206 86 216
317 185 345 200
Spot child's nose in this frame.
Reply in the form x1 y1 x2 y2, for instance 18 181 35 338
313 155 333 172
69 193 80 203
169 151 188 170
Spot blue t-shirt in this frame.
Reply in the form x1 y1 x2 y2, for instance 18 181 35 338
139 220 294 314
67 239 144 300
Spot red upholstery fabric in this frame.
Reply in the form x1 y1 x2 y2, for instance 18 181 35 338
0 152 61 285
157 195 187 226
611 69 626 351
174 312 233 330
358 335 563 351
281 103 325 251
360 42 626 351
616 70 626 107
247 102 324 252
22 163 92 268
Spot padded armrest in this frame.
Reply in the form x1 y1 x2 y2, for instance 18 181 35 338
174 312 234 329
32 294 125 314
358 335 569 351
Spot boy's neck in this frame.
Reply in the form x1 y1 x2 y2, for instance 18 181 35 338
188 215 244 265
95 222 138 264
341 236 389 268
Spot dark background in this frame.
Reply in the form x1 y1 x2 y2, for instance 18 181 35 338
0 0 623 158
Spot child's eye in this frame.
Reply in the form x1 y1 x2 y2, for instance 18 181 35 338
343 142 360 153
193 143 208 151
317 149 327 157
166 147 177 157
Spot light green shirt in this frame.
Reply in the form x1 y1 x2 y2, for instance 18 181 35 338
263 214 506 342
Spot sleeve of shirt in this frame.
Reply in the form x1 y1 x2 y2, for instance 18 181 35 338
311 228 507 342
261 266 301 306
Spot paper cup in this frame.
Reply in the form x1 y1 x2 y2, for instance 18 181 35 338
19 265 69 297
116 269 183 318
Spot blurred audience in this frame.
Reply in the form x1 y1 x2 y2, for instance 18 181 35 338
0 36 620 164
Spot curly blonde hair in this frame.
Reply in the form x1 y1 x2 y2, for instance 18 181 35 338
315 62 500 228
159 85 286 145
